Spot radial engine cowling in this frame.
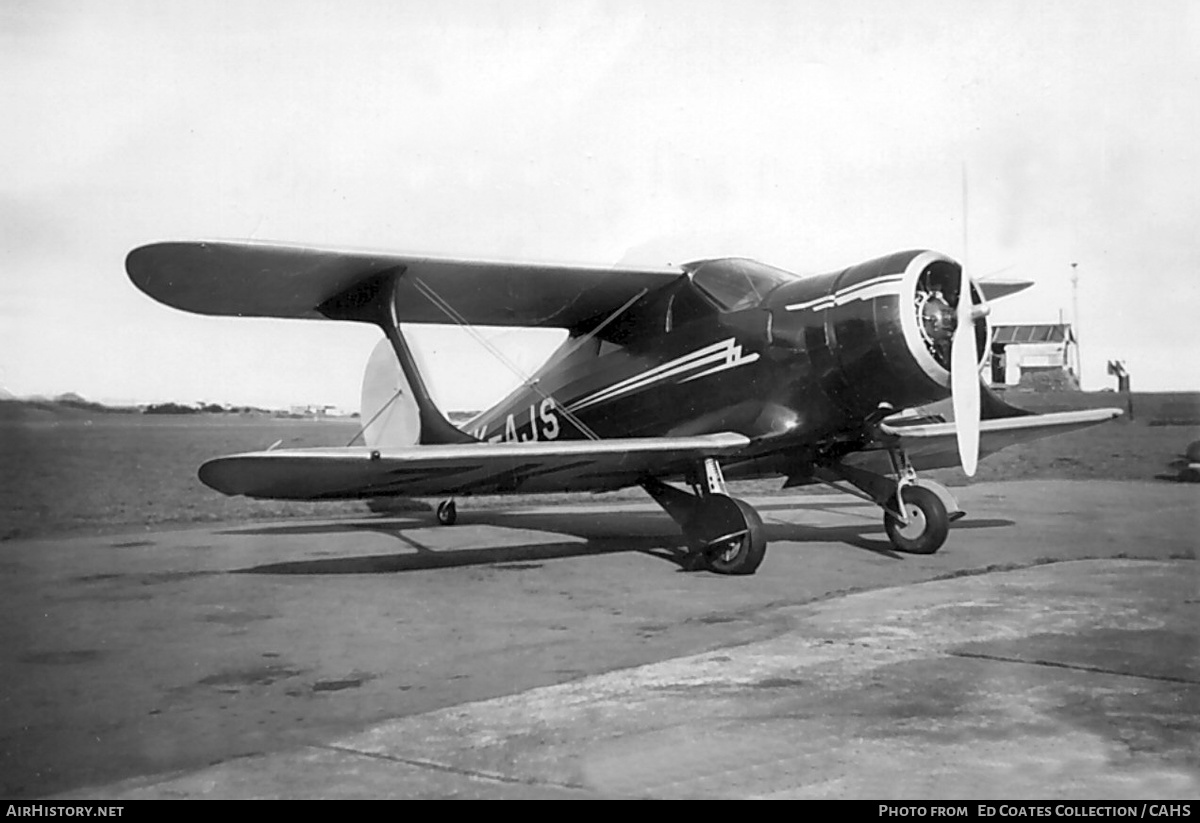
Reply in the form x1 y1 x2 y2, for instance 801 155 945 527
767 250 988 418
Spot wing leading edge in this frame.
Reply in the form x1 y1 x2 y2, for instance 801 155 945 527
126 240 683 329
199 433 752 500
843 407 1123 474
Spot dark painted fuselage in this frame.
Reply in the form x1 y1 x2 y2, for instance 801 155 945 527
468 249 986 478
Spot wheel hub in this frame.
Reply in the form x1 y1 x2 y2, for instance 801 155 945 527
894 502 928 540
711 530 749 563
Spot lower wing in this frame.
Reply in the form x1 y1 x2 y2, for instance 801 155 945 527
199 433 750 500
844 408 1122 474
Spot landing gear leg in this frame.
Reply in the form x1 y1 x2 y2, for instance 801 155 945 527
436 498 457 526
816 445 962 555
881 447 949 554
643 458 767 575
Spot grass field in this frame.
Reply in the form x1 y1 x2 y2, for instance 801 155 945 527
1 392 1196 541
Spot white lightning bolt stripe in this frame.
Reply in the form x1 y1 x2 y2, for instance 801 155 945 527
786 272 904 312
566 338 733 411
566 338 758 413
826 280 904 307
567 347 731 413
785 272 904 312
680 350 760 383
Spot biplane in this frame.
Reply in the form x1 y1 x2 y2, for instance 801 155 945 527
126 242 1120 574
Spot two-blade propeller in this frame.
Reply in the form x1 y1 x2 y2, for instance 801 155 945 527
951 165 988 477
950 264 988 476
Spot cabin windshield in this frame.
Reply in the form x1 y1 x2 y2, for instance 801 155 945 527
688 258 798 311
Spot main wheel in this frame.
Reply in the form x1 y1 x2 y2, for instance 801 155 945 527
693 496 767 576
436 499 457 526
884 485 949 554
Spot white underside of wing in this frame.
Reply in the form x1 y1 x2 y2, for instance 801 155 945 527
882 407 1122 440
863 407 1123 474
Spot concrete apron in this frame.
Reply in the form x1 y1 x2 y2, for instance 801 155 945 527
60 558 1199 799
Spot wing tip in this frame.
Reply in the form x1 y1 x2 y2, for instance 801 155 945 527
125 241 215 314
979 279 1036 301
198 457 239 496
1076 406 1124 422
124 242 158 282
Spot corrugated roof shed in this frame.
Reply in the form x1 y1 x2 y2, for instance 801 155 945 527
991 324 1075 344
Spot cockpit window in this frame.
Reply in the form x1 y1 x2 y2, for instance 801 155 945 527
688 258 798 311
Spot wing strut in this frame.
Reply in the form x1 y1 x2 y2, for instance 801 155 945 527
317 268 474 445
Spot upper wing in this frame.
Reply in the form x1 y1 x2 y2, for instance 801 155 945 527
844 408 1122 474
977 279 1034 301
127 240 682 329
198 433 751 500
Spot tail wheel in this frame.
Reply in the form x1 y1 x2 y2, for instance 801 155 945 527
696 497 767 576
436 499 457 526
884 485 949 554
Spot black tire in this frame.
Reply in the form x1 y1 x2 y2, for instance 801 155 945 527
703 497 767 576
436 499 457 526
884 485 949 554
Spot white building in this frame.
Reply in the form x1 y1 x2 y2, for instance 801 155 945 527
987 324 1079 390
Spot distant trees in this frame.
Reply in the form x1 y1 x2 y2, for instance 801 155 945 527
142 402 199 415
141 402 281 415
54 395 119 413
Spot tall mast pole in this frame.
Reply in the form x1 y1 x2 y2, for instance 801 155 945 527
1071 262 1080 387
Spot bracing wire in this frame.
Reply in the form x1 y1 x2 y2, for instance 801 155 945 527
345 384 406 447
409 276 647 442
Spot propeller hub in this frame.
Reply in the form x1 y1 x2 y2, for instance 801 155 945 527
911 262 989 376
916 289 956 367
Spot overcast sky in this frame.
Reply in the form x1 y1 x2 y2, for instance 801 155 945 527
3 0 1198 411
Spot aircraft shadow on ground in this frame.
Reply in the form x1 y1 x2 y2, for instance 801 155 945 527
229 505 1015 576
